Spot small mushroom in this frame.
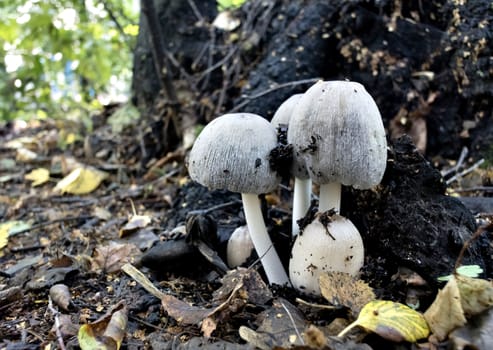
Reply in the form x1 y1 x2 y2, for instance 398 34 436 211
289 212 364 296
288 80 387 212
271 94 312 237
226 225 254 268
187 113 289 285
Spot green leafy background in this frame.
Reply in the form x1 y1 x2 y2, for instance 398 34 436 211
0 0 139 122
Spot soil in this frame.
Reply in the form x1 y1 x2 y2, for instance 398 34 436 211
1 0 493 349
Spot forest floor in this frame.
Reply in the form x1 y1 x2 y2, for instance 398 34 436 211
0 107 492 350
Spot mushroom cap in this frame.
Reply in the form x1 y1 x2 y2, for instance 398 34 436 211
271 94 309 179
271 94 304 129
289 213 364 296
187 113 281 194
288 80 387 189
226 225 254 268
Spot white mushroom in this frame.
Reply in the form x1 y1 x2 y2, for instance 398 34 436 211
271 94 312 237
187 113 289 285
226 225 254 268
289 212 364 295
288 80 387 212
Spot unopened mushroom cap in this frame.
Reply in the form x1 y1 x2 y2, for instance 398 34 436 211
289 213 364 296
187 113 281 194
288 80 387 189
271 94 303 129
226 225 254 268
271 94 309 179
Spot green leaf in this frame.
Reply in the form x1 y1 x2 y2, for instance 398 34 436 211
437 265 484 282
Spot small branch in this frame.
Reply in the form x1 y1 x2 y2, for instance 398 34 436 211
454 222 493 271
279 300 305 345
446 158 485 185
48 297 67 350
229 78 320 113
441 147 468 177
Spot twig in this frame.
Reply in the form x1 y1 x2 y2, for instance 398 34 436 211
10 215 94 235
454 222 493 271
229 78 320 113
441 147 468 177
295 297 338 310
279 300 305 345
446 158 485 185
48 297 67 350
453 186 493 193
186 0 205 23
186 200 242 216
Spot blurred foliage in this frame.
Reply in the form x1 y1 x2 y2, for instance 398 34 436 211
217 0 247 11
0 0 139 123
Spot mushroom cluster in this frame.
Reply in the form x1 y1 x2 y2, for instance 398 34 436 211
185 80 387 294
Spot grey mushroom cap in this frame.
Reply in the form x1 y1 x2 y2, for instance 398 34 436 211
271 94 309 180
271 94 303 129
187 113 281 194
288 80 387 189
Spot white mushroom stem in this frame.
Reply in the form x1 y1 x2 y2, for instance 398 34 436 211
292 177 312 237
241 193 290 286
319 182 341 213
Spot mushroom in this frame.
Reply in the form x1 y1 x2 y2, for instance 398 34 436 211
187 113 289 285
288 80 387 212
271 94 312 237
226 225 254 268
289 211 364 295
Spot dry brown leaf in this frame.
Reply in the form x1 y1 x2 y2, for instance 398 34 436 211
91 242 141 273
119 215 151 238
424 276 467 341
319 272 376 318
456 274 493 317
201 317 218 338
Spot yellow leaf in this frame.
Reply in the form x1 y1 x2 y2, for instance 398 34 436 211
54 167 108 195
78 303 127 350
0 220 31 253
0 225 8 251
25 168 50 187
339 300 430 342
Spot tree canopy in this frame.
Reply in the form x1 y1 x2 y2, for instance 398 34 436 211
0 0 139 122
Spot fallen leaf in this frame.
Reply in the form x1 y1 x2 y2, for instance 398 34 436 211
78 302 127 350
339 300 430 342
239 298 307 349
0 220 31 252
424 276 467 341
91 242 141 273
54 167 108 195
25 168 50 186
319 272 376 318
449 308 493 349
437 265 484 282
16 147 38 162
456 274 493 317
122 263 271 337
119 214 152 238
